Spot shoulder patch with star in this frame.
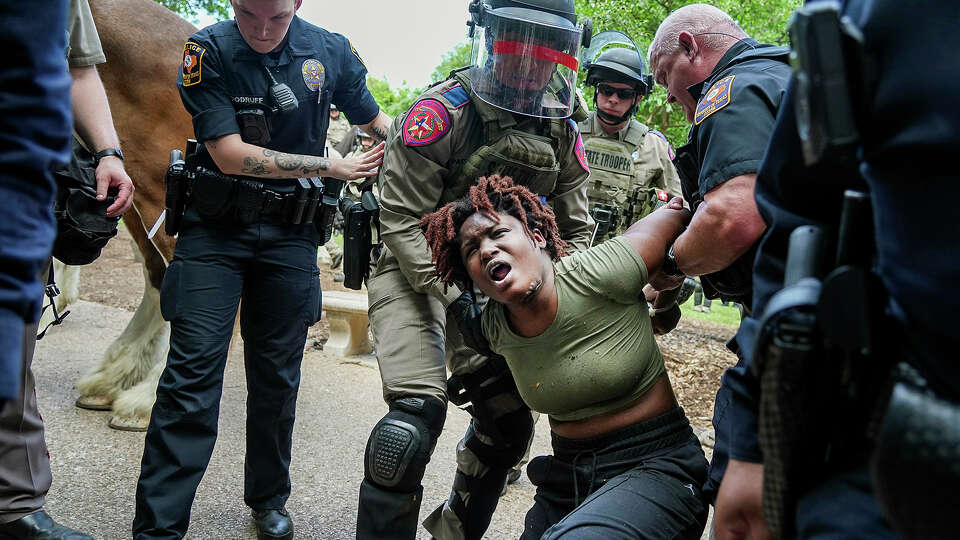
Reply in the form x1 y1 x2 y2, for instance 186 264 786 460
402 99 451 146
567 118 589 172
695 74 735 125
648 129 675 160
181 41 205 87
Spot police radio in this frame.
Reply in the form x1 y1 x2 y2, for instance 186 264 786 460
263 66 299 113
236 68 301 146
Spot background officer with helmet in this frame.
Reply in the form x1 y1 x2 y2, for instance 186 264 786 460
579 44 682 244
133 1 391 539
356 1 594 538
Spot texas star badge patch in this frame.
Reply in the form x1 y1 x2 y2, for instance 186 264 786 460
181 41 205 87
567 119 589 172
402 99 451 146
695 74 735 125
302 59 325 92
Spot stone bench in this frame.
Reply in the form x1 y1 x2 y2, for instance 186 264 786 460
322 290 371 357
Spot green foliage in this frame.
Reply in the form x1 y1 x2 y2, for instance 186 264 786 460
154 0 229 23
575 0 801 147
680 294 742 327
430 42 472 85
365 76 420 118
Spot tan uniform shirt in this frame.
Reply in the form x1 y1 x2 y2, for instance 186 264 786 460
376 78 594 307
580 111 681 241
67 0 106 67
326 115 352 149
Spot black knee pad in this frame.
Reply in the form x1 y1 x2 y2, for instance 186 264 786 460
364 396 446 492
467 406 534 470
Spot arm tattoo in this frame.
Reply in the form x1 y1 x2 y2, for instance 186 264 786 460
242 157 271 175
299 156 331 175
272 151 305 171
370 125 388 142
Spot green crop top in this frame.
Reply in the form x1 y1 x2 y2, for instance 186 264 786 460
482 236 665 422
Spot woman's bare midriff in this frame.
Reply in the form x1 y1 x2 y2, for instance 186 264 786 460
548 373 678 439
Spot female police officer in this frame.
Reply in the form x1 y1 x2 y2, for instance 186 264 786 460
132 1 390 539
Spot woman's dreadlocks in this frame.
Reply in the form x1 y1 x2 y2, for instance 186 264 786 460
420 174 569 287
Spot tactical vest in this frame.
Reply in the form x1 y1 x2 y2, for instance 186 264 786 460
580 116 663 243
438 70 583 203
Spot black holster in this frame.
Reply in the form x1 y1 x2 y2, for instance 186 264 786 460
163 150 188 236
340 189 378 290
315 177 344 244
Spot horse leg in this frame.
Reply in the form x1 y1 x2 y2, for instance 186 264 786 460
75 211 170 429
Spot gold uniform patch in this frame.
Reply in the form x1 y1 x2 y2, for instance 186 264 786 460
182 41 205 87
695 74 735 125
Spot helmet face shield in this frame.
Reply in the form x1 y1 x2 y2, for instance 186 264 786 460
470 8 582 118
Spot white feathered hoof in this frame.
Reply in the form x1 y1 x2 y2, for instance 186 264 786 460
107 357 163 432
75 394 113 411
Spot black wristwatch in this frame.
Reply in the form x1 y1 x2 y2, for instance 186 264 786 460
662 243 684 277
93 148 124 165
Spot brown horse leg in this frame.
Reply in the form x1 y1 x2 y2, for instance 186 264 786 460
75 209 170 432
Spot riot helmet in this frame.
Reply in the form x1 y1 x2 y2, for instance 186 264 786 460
466 0 592 118
580 31 653 125
356 128 374 151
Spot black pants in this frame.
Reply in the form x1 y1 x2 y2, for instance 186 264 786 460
523 407 708 539
133 210 322 539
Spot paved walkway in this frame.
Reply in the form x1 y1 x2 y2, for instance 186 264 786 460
33 300 712 539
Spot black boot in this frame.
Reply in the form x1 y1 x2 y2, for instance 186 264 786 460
251 508 293 540
0 511 92 540
356 480 422 540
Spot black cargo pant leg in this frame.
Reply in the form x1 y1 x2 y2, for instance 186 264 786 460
133 216 249 540
239 220 321 511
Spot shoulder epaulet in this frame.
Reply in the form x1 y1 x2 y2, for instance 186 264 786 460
402 98 452 147
624 120 648 147
647 129 675 161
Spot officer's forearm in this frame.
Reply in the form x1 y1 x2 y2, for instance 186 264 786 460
358 111 392 143
674 174 765 276
70 65 121 153
205 133 331 178
379 206 462 307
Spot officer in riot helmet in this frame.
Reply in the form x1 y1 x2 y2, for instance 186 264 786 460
468 0 587 118
579 43 682 246
133 1 391 538
356 1 594 538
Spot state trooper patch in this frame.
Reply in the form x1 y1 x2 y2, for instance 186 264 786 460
568 119 589 172
302 59 325 92
695 74 735 125
181 41 205 87
402 99 450 146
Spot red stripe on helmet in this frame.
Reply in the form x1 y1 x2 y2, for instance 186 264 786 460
492 40 579 71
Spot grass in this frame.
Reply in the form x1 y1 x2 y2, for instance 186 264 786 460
678 295 742 327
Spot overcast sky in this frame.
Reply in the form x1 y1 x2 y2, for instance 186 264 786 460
201 1 472 89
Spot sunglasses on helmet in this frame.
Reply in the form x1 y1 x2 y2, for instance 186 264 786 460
597 84 638 100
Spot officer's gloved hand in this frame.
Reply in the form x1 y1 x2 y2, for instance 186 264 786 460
446 289 497 358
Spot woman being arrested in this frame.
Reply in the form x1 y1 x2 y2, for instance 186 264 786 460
420 175 708 539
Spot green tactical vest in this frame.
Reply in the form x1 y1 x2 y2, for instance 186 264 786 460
438 70 585 203
579 115 663 244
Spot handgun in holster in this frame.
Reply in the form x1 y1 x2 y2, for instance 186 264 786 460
340 186 379 290
753 190 889 538
163 139 197 236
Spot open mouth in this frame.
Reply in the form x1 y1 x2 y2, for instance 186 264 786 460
487 261 512 283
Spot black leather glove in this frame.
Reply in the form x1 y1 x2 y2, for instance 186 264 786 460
446 289 496 357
